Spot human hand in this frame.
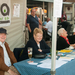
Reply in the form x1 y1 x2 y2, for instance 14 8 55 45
30 29 31 33
38 49 42 52
8 69 18 75
72 44 75 47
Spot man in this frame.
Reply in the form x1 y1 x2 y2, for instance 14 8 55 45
0 28 20 75
27 8 39 39
58 17 69 30
60 11 67 22
43 18 47 26
68 28 75 44
43 18 53 41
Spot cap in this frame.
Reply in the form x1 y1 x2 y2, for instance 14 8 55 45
0 28 7 34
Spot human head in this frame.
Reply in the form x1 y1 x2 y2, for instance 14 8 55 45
26 7 28 14
47 18 50 22
57 18 59 22
0 28 7 43
33 28 43 43
45 18 47 21
58 28 68 37
63 11 66 15
35 11 40 17
31 8 36 16
73 28 75 35
62 17 66 22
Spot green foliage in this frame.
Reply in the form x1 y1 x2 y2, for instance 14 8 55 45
49 49 58 56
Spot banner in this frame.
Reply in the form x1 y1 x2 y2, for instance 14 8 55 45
0 0 11 27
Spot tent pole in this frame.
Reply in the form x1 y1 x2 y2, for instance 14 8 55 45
72 3 74 28
50 17 57 75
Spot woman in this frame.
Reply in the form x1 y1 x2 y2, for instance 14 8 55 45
35 11 42 29
19 28 50 61
57 28 75 50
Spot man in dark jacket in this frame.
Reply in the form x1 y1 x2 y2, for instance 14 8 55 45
58 17 70 30
27 8 39 39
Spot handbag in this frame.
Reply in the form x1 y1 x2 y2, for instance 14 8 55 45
34 54 47 58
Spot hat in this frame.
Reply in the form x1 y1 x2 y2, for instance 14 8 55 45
0 28 7 34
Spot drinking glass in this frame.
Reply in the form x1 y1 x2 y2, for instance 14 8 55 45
28 47 33 63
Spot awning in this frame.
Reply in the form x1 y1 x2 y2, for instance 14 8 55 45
33 0 75 2
63 0 75 2
32 0 53 2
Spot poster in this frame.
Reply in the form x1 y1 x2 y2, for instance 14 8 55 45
13 3 20 17
0 0 11 27
54 0 63 17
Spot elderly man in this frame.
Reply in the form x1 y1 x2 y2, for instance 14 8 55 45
44 18 53 36
27 8 39 39
57 28 75 50
0 28 20 75
43 18 53 41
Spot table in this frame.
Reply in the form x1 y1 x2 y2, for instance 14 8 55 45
14 52 75 75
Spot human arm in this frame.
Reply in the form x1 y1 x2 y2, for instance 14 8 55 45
39 40 50 53
27 15 31 33
8 69 18 75
5 42 17 64
43 23 48 30
58 22 62 25
65 14 67 21
27 24 31 33
70 44 75 48
43 27 48 31
0 57 18 75
0 55 9 71
19 39 45 61
38 18 42 25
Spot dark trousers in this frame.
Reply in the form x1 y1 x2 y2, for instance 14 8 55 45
13 48 24 62
45 34 51 41
29 31 33 39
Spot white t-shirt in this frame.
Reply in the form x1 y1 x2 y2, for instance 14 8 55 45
45 21 53 36
0 41 11 67
37 43 40 49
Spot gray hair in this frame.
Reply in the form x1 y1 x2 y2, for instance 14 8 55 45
31 8 35 12
58 28 65 36
35 11 40 16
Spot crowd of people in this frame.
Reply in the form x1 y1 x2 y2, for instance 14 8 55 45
0 7 75 75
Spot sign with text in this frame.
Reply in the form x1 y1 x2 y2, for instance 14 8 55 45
13 3 20 17
0 0 11 27
54 0 63 17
